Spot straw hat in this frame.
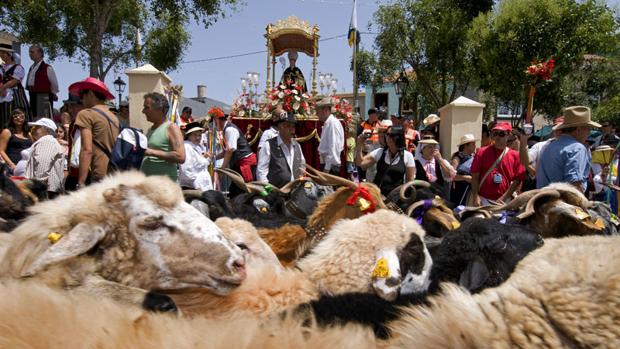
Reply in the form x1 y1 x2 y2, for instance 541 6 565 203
553 106 601 131
316 97 333 107
422 114 440 127
0 37 14 52
418 138 439 145
184 122 203 136
458 133 478 146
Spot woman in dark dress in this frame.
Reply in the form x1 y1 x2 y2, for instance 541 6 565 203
450 134 477 206
0 108 32 174
0 43 31 129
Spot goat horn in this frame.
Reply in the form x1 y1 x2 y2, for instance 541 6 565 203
304 164 357 189
279 179 301 194
182 189 204 200
517 189 561 219
406 200 426 217
399 180 430 201
493 189 541 212
215 168 250 193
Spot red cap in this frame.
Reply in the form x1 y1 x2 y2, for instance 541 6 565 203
492 122 512 132
68 77 115 101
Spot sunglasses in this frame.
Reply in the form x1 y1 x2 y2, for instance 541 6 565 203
12 114 25 119
492 131 508 137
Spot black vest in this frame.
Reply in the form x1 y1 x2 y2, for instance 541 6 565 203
224 123 253 165
415 159 445 185
266 137 303 188
374 148 407 196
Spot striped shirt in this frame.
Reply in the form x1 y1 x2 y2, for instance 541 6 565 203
25 135 65 193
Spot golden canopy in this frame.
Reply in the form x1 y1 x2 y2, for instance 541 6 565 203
265 16 320 96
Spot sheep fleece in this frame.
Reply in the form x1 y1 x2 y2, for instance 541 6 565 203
387 235 620 348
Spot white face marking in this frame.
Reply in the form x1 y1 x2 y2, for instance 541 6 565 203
372 248 402 301
400 246 432 295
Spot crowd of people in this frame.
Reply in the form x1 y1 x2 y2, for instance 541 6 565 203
0 40 616 209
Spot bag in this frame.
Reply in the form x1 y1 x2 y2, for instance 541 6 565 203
90 108 146 171
465 147 508 206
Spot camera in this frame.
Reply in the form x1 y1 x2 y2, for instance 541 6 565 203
523 124 534 135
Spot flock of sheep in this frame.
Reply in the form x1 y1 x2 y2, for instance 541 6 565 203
0 168 618 348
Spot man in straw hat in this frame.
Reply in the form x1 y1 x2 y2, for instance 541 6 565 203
68 77 120 188
470 121 526 206
316 97 344 176
256 111 305 188
537 106 600 192
179 122 212 191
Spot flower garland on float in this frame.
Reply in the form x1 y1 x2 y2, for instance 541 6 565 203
265 81 312 118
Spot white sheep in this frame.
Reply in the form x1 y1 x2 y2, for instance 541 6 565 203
0 171 246 307
387 234 620 348
0 280 378 349
166 210 432 317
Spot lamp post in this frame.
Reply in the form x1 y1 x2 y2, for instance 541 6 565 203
330 78 338 96
394 73 409 117
113 77 126 109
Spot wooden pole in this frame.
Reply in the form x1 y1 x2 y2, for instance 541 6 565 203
352 35 359 116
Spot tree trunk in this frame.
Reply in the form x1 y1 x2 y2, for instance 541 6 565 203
88 0 115 81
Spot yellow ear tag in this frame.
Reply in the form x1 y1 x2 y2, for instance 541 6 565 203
371 257 390 278
451 221 461 229
304 182 312 189
595 218 605 229
260 207 268 213
47 232 63 244
358 197 371 212
575 208 590 220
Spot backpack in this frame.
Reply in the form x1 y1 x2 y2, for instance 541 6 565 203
90 108 146 171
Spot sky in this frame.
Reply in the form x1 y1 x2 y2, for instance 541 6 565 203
17 0 620 106
18 0 383 106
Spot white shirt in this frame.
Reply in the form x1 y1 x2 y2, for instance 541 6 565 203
178 141 213 191
25 135 64 193
416 156 455 183
258 126 279 150
223 122 240 151
257 135 306 183
317 114 344 170
528 139 552 168
27 60 59 94
0 64 25 103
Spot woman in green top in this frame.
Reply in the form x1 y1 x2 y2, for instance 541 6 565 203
140 92 185 181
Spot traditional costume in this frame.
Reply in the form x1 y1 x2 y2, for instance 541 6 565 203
0 41 32 129
279 50 307 93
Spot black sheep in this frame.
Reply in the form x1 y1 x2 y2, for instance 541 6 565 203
296 218 544 338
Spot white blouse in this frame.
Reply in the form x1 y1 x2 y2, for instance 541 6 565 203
178 141 213 191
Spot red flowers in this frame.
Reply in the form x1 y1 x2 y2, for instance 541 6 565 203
265 83 312 116
526 58 555 82
208 107 225 118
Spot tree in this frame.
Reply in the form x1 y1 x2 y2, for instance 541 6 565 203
0 0 240 81
372 0 478 111
468 0 618 120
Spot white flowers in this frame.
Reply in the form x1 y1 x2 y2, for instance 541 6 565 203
293 102 300 111
278 92 285 99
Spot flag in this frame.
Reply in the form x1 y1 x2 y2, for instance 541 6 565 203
348 0 360 47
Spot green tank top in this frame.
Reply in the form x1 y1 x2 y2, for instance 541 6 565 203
140 122 178 181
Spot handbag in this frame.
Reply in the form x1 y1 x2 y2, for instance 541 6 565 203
465 147 508 206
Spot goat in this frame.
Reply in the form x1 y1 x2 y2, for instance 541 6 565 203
0 171 246 310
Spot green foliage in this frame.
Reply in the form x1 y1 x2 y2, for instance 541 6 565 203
0 0 240 81
469 0 619 119
351 49 377 89
372 0 478 111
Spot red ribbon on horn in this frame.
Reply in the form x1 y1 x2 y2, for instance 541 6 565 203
346 185 376 214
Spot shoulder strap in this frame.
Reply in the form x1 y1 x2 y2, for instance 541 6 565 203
90 107 119 131
479 147 508 188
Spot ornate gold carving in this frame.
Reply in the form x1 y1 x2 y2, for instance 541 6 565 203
270 16 314 37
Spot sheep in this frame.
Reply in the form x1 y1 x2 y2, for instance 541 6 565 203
214 217 282 268
162 210 432 318
296 218 544 338
0 281 378 349
0 171 246 309
387 234 620 348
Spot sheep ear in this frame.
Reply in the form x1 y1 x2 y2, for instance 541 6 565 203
21 223 107 277
459 256 489 291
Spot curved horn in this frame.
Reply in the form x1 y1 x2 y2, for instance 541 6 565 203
492 189 541 212
215 168 250 193
517 189 561 219
279 179 302 195
304 164 357 189
406 200 427 217
182 189 204 200
398 180 429 201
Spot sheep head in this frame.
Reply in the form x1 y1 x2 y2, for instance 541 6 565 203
406 198 460 238
16 173 247 296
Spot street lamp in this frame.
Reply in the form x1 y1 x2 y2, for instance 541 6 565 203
330 78 338 96
394 73 409 117
113 77 126 109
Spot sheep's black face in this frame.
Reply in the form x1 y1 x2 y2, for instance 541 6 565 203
200 190 234 220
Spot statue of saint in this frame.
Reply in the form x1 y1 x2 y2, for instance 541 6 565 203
279 50 307 93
